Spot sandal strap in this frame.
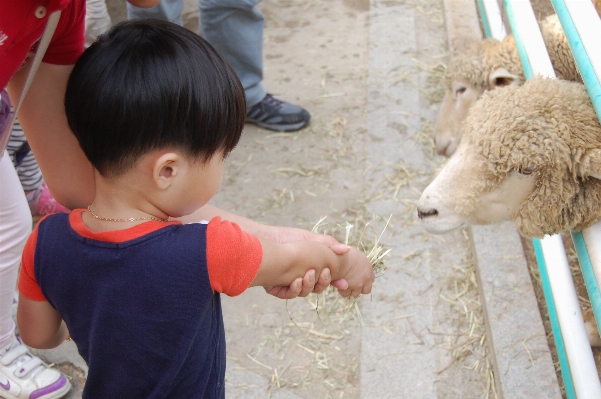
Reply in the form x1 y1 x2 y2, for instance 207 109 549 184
14 356 44 377
1 344 29 365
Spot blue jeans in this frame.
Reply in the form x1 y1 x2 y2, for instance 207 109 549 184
127 0 267 108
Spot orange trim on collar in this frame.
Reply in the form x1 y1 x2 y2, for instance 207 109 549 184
69 209 181 243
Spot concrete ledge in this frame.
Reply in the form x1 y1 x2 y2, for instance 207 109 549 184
471 224 561 399
442 0 483 51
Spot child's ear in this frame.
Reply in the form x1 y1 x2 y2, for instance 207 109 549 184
153 153 181 190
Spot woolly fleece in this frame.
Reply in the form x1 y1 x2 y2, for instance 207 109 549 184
461 78 601 238
444 35 524 90
445 14 585 90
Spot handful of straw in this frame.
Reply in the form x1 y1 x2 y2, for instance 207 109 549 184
311 215 392 278
286 215 393 328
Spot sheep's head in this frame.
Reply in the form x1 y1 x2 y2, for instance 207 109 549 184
434 37 523 157
419 78 601 238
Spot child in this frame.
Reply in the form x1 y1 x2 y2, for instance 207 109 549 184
16 20 374 398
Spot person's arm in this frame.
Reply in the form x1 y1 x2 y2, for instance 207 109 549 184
180 204 350 298
6 62 95 209
16 220 70 348
178 204 266 234
17 295 69 349
252 238 374 298
180 204 338 245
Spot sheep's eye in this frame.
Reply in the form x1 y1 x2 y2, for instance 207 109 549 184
517 167 534 175
495 77 511 86
455 87 467 96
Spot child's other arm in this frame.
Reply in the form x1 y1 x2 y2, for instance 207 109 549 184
17 221 69 348
251 239 375 298
17 295 69 349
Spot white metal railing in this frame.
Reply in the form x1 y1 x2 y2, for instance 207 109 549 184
551 0 601 354
478 0 507 39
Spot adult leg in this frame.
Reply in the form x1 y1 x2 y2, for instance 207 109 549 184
198 0 265 108
127 0 184 25
0 152 71 399
130 0 310 131
198 0 310 131
0 151 29 349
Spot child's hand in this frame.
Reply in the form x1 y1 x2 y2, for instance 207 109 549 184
336 248 374 298
259 226 349 295
263 244 352 299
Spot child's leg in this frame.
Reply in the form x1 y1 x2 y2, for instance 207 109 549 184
0 150 30 348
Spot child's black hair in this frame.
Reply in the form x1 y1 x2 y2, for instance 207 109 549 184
65 19 246 177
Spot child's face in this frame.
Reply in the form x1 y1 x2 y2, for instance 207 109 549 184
172 152 225 217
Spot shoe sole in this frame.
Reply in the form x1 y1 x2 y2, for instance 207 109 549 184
42 380 71 399
40 378 72 399
246 119 310 132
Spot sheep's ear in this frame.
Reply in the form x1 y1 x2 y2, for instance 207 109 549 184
488 68 521 89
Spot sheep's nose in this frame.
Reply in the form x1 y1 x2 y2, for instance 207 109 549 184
417 207 438 219
436 141 449 156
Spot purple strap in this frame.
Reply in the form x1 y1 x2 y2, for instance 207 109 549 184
0 90 12 151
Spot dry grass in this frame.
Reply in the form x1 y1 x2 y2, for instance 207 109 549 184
433 229 497 398
413 59 447 104
281 214 394 331
312 215 392 277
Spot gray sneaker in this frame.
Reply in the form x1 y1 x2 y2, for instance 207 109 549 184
246 94 310 132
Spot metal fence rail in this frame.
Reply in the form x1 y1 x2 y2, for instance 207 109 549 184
551 0 601 353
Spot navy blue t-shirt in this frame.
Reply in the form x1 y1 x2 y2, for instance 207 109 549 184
27 212 225 398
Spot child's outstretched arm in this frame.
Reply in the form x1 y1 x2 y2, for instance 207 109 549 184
17 295 69 349
251 239 374 298
182 204 350 298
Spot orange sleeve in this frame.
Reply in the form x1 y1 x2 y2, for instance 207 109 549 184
206 217 263 296
18 221 47 301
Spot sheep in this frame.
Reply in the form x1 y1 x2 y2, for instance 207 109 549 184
418 77 601 346
433 12 590 157
418 78 601 238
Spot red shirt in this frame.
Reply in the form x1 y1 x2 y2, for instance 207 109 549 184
0 0 85 90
